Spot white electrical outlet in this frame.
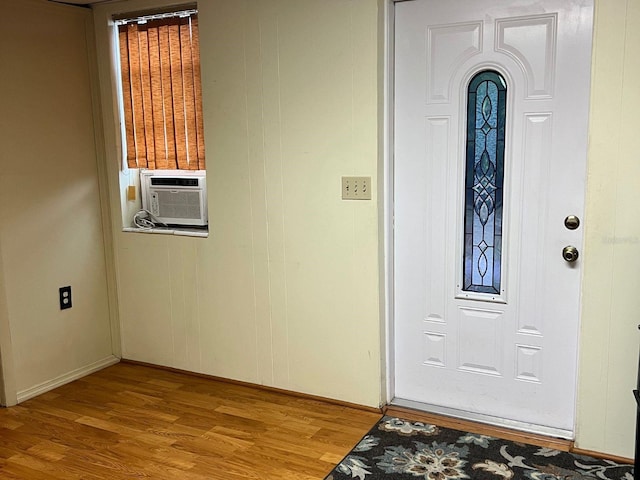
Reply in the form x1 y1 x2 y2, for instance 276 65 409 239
342 176 372 200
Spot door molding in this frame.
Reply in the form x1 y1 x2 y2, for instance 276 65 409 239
382 0 421 407
382 0 396 406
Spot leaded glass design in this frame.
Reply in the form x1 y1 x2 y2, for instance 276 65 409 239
463 70 506 294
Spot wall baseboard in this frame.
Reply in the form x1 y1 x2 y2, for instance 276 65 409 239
570 447 633 466
121 358 383 414
16 355 120 403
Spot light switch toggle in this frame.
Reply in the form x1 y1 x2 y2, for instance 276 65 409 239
342 176 372 200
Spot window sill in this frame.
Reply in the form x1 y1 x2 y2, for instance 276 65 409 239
122 227 208 238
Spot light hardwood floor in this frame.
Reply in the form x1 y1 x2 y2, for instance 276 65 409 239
0 362 381 479
0 362 629 479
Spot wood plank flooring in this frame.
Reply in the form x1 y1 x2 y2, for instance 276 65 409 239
0 363 381 479
1 362 627 478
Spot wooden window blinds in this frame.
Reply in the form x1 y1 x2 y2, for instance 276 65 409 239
117 12 205 170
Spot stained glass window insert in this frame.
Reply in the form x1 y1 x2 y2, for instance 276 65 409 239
463 70 506 295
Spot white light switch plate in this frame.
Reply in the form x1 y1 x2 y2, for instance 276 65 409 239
342 176 372 200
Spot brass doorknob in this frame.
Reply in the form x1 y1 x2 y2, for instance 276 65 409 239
562 245 579 263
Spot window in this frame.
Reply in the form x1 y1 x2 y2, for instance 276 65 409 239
116 7 205 170
462 70 507 294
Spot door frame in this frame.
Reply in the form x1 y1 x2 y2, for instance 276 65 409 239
381 0 585 437
381 0 397 407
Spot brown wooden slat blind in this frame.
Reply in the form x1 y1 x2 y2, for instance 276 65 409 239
118 14 205 170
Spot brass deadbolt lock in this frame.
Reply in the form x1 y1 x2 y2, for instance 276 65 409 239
562 245 579 263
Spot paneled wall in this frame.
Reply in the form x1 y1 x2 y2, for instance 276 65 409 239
576 0 640 458
94 0 382 408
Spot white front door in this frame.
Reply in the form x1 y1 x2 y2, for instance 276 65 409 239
393 0 593 436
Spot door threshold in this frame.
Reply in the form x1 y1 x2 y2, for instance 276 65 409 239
388 398 575 447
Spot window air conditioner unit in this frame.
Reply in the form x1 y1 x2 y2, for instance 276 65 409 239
140 169 208 227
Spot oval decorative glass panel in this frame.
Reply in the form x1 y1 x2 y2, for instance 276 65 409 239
463 70 507 294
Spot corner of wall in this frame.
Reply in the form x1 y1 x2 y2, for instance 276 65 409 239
84 11 122 359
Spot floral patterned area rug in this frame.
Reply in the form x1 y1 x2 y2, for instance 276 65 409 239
324 416 633 480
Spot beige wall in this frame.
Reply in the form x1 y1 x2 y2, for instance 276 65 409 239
0 0 116 402
576 0 640 458
94 0 382 407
